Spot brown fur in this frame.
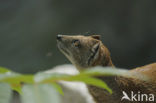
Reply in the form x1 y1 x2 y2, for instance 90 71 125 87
57 35 156 103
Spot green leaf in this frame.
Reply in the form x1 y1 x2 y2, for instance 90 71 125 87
34 72 69 83
0 71 33 95
11 86 22 94
12 75 34 84
0 67 10 73
51 83 64 95
21 84 60 103
0 72 34 84
35 71 112 93
66 75 112 94
0 83 12 103
0 72 21 82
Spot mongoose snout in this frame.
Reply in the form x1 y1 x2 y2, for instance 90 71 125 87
57 34 62 41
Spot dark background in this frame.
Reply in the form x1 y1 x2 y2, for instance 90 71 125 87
0 0 156 73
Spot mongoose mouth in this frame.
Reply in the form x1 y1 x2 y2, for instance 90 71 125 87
57 43 70 56
57 34 62 41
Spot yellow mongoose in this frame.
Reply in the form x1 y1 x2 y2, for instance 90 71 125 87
57 34 156 103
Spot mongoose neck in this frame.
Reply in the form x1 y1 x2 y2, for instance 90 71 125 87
88 44 122 103
92 44 114 67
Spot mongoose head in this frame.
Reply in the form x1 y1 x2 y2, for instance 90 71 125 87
57 35 112 70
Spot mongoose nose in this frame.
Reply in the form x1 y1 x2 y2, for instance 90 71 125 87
57 34 62 41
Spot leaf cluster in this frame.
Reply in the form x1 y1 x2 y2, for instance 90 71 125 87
0 66 129 103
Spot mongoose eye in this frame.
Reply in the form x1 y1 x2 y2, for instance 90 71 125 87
72 40 80 48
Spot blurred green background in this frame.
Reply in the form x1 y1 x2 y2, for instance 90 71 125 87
0 0 156 73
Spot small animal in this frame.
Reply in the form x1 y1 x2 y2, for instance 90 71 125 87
57 34 156 103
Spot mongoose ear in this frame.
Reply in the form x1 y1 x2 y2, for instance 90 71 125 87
88 42 100 65
91 35 101 40
92 42 100 53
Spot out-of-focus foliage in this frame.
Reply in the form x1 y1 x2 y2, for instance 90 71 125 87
0 67 10 73
0 66 133 103
0 83 12 103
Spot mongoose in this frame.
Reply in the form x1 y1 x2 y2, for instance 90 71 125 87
57 34 156 103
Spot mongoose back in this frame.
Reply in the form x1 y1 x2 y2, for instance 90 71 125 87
57 34 156 103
